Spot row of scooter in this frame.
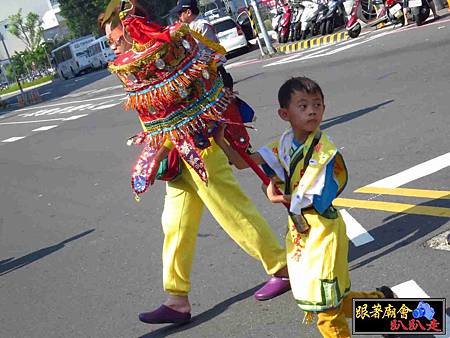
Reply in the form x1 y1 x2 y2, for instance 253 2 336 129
271 0 347 43
272 0 434 44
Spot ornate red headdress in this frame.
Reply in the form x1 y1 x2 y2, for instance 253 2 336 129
108 3 250 198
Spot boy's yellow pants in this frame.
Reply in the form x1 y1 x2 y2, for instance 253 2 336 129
161 141 287 296
317 290 384 338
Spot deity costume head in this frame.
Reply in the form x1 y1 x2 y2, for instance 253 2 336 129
104 0 252 198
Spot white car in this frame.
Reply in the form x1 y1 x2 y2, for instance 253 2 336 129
210 16 249 54
205 8 220 21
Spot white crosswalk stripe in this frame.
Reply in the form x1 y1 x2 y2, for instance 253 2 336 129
392 280 430 298
341 209 374 246
32 125 58 131
391 280 449 338
2 136 26 143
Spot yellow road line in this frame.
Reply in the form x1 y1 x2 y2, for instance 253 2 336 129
355 187 450 199
334 198 450 218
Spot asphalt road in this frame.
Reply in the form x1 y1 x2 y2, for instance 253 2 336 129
1 15 450 338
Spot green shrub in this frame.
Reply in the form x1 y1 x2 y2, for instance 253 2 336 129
264 18 273 31
0 75 54 96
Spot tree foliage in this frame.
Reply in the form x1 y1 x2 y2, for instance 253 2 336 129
58 0 110 37
7 9 43 51
4 42 53 80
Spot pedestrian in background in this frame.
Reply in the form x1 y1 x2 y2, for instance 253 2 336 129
170 0 234 90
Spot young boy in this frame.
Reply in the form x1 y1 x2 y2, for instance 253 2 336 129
215 77 394 337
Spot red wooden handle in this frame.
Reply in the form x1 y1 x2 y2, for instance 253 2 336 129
224 130 290 210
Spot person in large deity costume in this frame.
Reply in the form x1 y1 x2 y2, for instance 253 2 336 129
101 0 290 324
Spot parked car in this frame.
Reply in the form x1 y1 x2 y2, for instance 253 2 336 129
210 16 249 54
205 8 220 21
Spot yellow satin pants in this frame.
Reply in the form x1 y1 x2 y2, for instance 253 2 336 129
161 141 287 296
317 290 384 338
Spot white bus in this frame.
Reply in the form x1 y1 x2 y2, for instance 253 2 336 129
87 36 115 69
51 35 95 79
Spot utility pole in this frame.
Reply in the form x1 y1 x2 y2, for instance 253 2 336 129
249 0 275 55
0 32 24 95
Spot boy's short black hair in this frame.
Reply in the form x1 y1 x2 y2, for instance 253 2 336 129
278 77 324 108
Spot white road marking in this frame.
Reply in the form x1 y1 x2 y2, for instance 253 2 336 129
91 102 120 110
0 114 89 125
2 136 26 143
18 101 122 117
391 280 450 337
391 280 430 298
264 46 331 67
265 30 393 67
62 85 123 98
16 93 125 111
32 125 58 131
365 152 450 188
63 114 89 121
341 209 374 246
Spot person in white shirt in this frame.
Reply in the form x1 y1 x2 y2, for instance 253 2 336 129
170 0 234 89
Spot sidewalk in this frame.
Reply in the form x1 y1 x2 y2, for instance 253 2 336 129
0 79 54 101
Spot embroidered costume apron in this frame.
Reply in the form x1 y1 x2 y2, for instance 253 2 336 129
259 129 351 312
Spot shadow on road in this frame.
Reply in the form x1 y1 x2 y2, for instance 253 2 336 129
234 72 263 85
139 284 264 338
0 228 95 276
349 195 450 270
321 99 394 130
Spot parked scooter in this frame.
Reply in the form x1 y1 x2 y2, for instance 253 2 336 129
408 0 430 25
323 0 347 34
385 0 404 25
299 0 320 40
289 2 305 41
313 2 330 36
345 0 389 38
273 2 292 43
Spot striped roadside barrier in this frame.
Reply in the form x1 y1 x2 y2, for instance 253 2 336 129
276 31 349 54
246 7 259 38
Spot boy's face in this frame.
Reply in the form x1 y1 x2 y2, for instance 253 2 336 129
278 90 325 138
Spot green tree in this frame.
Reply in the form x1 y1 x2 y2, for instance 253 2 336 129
58 0 110 37
7 9 43 51
4 64 17 82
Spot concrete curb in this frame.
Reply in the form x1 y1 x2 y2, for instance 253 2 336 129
276 31 349 54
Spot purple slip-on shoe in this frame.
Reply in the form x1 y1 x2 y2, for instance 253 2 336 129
139 304 191 324
254 276 291 301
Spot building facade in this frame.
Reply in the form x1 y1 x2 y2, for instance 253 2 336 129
0 0 68 66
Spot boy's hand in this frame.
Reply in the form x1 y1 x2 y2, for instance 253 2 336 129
266 179 291 204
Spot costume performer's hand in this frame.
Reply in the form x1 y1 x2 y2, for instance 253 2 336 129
213 123 226 146
147 145 170 185
148 157 160 186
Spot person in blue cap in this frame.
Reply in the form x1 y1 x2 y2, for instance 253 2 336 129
170 0 234 89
